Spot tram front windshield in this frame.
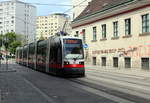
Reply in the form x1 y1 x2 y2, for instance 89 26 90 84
63 39 83 59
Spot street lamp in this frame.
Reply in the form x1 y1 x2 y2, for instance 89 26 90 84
0 34 2 67
3 34 9 70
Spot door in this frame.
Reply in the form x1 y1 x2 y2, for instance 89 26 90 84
125 57 131 68
113 57 118 67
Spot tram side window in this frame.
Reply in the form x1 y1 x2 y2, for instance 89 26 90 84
37 43 47 63
29 44 35 61
56 42 62 64
20 50 22 59
37 45 43 63
52 42 58 64
23 47 27 60
49 39 62 64
50 39 55 64
42 44 47 62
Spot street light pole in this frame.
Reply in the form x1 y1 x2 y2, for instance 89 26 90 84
6 35 8 70
0 34 2 67
3 34 8 70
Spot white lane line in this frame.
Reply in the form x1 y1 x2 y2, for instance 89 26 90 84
70 81 135 103
23 78 56 103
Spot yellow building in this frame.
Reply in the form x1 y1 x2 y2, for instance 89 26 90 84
36 13 71 40
72 0 150 70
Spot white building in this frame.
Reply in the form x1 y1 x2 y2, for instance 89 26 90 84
36 13 71 40
0 0 36 43
72 0 150 70
72 0 91 19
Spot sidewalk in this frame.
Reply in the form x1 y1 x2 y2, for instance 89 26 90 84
0 60 16 73
85 64 150 78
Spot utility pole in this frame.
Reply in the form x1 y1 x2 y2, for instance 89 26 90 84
6 35 8 70
0 34 2 67
3 34 9 70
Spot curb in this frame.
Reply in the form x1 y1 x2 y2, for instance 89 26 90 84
0 69 16 73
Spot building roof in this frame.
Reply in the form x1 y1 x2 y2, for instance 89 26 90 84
72 0 150 28
74 0 134 21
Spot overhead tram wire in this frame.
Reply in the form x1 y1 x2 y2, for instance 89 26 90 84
63 0 89 13
26 3 87 7
57 0 89 34
2 0 89 37
1 0 89 26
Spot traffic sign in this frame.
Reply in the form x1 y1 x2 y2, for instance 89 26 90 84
83 44 88 49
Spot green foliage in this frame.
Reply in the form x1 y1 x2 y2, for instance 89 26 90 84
2 32 22 54
0 34 2 47
9 41 21 54
3 32 16 47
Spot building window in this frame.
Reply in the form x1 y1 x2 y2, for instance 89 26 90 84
82 29 86 43
125 57 131 68
142 14 149 33
141 58 149 70
75 31 79 37
93 57 96 65
93 26 97 40
113 57 118 67
125 18 131 35
101 57 106 66
102 24 106 39
113 21 118 37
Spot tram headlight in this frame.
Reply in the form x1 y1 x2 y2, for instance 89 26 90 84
79 62 84 65
64 61 70 64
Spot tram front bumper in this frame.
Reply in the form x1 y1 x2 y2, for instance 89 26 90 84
61 67 85 75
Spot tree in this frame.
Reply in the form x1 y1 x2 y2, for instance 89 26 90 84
3 32 22 55
9 41 21 54
0 34 2 47
0 34 2 60
3 32 16 48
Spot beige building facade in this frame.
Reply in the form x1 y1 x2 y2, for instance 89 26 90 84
36 13 71 40
72 0 150 70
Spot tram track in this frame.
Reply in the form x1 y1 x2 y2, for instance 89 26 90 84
86 71 150 88
67 77 150 103
14 64 150 103
86 69 145 80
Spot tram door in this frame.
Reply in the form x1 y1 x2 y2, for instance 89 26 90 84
49 37 62 74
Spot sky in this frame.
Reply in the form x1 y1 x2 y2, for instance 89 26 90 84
1 0 72 16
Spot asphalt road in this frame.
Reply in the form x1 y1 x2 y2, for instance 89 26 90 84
0 64 116 103
0 63 150 103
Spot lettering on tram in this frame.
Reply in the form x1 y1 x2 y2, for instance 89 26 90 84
16 34 85 77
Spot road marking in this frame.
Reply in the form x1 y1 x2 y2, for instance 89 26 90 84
23 78 56 103
69 80 135 103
